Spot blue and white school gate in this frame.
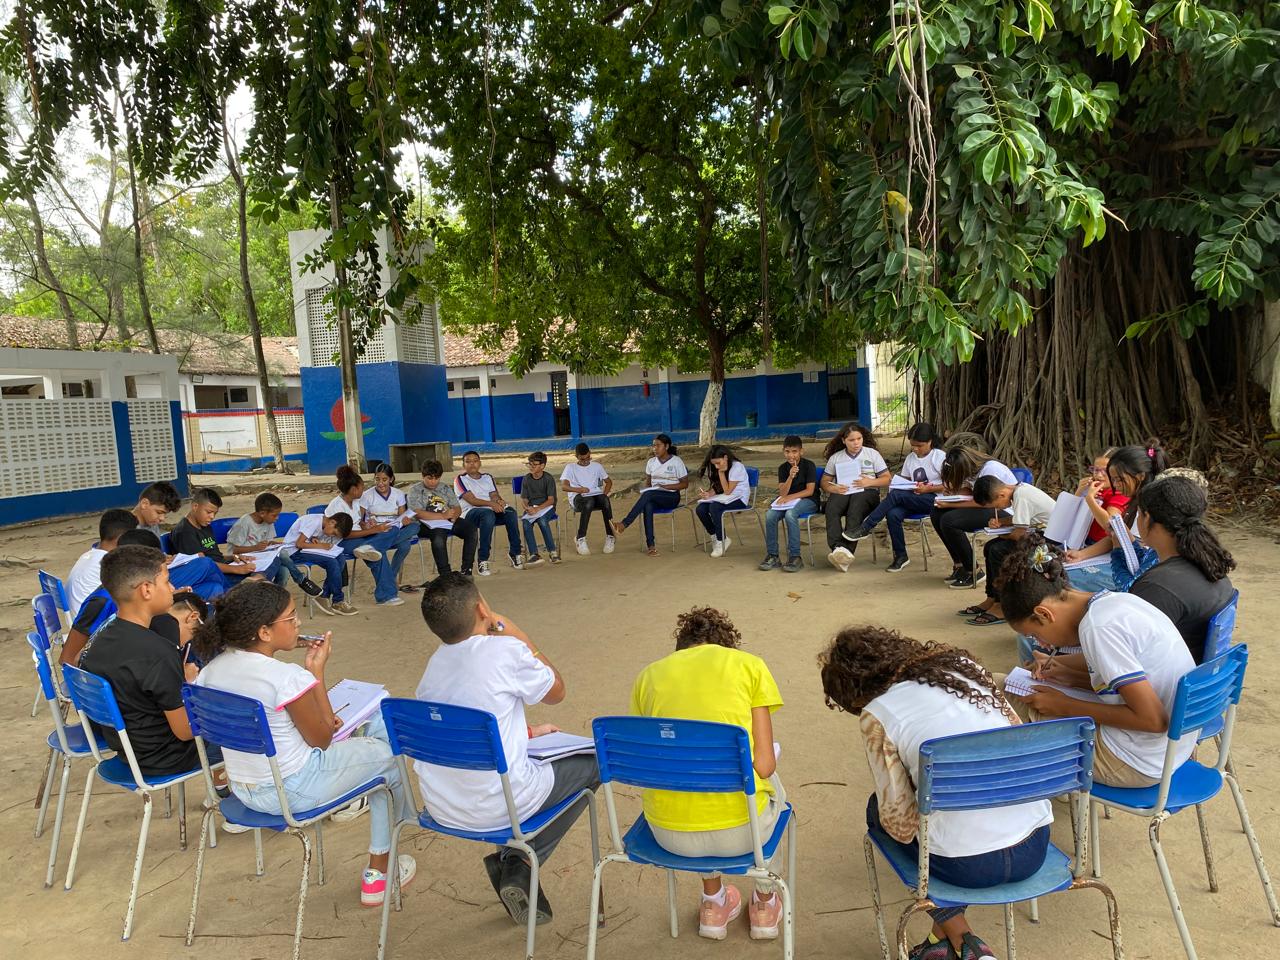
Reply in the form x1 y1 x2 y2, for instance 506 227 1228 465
290 229 875 474
0 347 188 526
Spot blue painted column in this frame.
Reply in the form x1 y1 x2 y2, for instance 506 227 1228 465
856 350 874 425
754 364 770 434
567 373 582 441
658 367 673 433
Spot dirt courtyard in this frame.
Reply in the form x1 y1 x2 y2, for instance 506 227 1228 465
2 468 1277 960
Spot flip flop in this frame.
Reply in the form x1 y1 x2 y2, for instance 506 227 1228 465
966 611 1006 626
956 605 987 617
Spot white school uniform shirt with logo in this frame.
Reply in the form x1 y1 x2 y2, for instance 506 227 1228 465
864 677 1053 858
1080 592 1196 778
560 461 609 498
645 455 688 487
281 514 338 556
324 495 362 531
900 448 946 485
360 486 407 525
710 460 751 504
413 634 556 831
67 546 107 614
455 473 498 518
1010 484 1056 528
194 649 319 784
970 460 1018 486
825 448 889 483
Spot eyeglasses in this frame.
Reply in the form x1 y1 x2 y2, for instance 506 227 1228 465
270 614 301 627
1087 466 1106 474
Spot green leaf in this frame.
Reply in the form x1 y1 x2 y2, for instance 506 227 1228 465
980 143 1002 183
720 0 741 19
702 15 720 36
961 128 999 154
767 4 792 25
953 64 975 78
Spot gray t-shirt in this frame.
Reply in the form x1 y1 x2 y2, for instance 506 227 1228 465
227 514 277 548
407 480 459 516
520 473 557 508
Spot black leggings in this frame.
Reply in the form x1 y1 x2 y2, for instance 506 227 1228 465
826 490 880 550
930 506 993 572
573 493 613 538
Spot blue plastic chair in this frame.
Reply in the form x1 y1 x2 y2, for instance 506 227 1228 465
210 517 237 544
511 475 563 557
60 664 212 940
30 592 65 715
305 503 326 515
1012 467 1034 485
901 511 934 570
647 488 690 552
377 698 601 960
274 510 300 536
159 532 173 554
865 717 1122 960
38 569 71 628
1196 590 1240 743
29 632 111 887
1089 645 1277 959
587 716 797 960
181 684 395 960
693 466 766 551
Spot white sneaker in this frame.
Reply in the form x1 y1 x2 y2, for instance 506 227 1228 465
477 560 492 576
603 535 616 554
827 546 854 572
721 536 732 555
576 537 590 555
510 554 524 569
360 854 417 908
377 596 405 607
332 796 370 823
353 545 383 562
710 538 725 558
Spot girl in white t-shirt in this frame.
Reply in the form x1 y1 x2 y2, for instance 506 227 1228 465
819 625 1052 960
932 445 1020 590
695 445 751 558
997 533 1195 788
612 433 690 556
843 422 946 573
326 465 403 606
820 422 891 573
192 581 416 906
360 463 419 592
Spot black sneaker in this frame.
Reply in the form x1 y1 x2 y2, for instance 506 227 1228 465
782 556 804 573
758 554 781 571
943 566 963 584
949 571 977 589
842 525 872 543
498 855 552 926
974 568 987 586
887 556 911 573
297 577 323 597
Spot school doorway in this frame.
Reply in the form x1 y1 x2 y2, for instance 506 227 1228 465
826 363 858 420
550 371 571 436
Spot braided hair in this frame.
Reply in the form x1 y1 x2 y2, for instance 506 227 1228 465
1138 475 1235 581
818 625 1015 721
995 532 1072 623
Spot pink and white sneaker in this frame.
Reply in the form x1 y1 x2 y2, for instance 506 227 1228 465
698 883 743 940
360 854 417 907
749 890 782 940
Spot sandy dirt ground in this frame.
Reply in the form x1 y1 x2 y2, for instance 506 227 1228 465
2 451 1277 960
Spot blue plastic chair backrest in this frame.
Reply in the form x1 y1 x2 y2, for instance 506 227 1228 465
1204 590 1239 662
1012 467 1034 485
181 683 278 756
382 698 507 774
38 570 70 613
512 475 523 496
917 718 1096 815
592 716 756 795
815 467 824 484
1167 645 1248 740
33 593 60 644
306 503 326 515
274 512 299 536
745 466 760 487
28 632 57 702
210 518 237 544
160 533 173 554
61 664 126 731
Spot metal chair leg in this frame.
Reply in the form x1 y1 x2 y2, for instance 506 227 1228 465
254 828 264 875
377 819 408 960
773 875 795 960
919 524 930 572
1150 812 1198 960
1028 897 1039 923
525 849 540 960
863 835 890 960
1003 901 1017 960
44 756 71 887
121 792 155 940
63 764 97 890
315 819 326 885
894 899 936 960
1225 770 1280 925
1070 877 1126 959
1090 800 1103 878
35 747 57 837
1194 803 1218 892
164 786 173 819
178 781 188 850
185 806 215 945
666 869 679 937
290 829 312 960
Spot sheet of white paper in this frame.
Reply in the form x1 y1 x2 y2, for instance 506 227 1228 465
935 493 970 503
1064 555 1110 571
769 497 802 511
889 475 917 491
422 518 454 530
527 732 596 763
249 545 284 572
328 679 388 742
833 460 859 489
168 553 201 569
1004 666 1104 703
1044 492 1093 550
295 543 344 558
397 510 419 527
523 503 554 521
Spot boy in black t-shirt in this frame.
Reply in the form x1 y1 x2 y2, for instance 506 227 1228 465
759 436 820 573
79 545 221 778
169 487 260 582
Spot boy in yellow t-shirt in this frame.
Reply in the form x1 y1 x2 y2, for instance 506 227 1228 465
629 607 785 942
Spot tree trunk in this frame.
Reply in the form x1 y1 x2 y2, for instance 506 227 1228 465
121 113 161 354
25 190 78 348
698 334 727 448
223 111 289 474
328 181 366 471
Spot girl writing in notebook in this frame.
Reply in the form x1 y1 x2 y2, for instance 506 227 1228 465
193 580 417 906
929 445 1019 589
820 422 890 573
819 625 1051 960
360 462 420 592
630 607 786 942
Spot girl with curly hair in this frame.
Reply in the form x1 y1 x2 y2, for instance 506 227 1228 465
819 625 1052 960
997 532 1196 789
629 607 786 942
819 422 890 572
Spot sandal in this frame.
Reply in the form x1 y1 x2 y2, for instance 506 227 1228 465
956 605 987 617
646 545 659 557
966 611 1006 626
399 584 420 594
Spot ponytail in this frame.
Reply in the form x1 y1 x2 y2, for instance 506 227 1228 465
192 580 291 662
1108 442 1167 523
336 464 362 495
654 433 677 456
1137 475 1235 582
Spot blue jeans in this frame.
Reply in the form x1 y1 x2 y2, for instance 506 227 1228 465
696 499 747 540
866 794 1049 922
470 506 521 562
225 555 287 588
1016 562 1118 663
522 513 557 555
288 550 347 602
167 556 229 600
387 522 419 580
621 489 681 547
864 490 936 558
764 499 817 557
231 713 414 856
339 530 401 603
